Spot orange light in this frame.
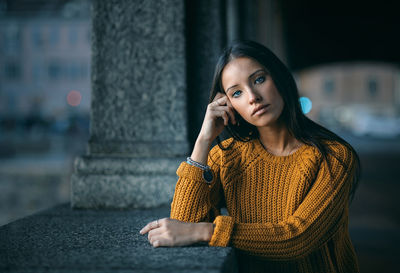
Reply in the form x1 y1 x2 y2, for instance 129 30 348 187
67 90 82 107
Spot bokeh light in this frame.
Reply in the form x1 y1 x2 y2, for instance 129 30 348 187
67 90 82 107
299 96 312 114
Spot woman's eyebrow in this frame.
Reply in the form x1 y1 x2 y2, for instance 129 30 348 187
249 69 265 78
226 84 239 93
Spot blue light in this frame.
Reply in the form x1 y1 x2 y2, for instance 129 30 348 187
299 97 312 114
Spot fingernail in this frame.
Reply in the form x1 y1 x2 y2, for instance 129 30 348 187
139 229 144 234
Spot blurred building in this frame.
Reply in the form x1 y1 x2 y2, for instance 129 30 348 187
295 63 400 137
0 18 91 116
0 0 91 225
0 0 91 141
0 0 91 133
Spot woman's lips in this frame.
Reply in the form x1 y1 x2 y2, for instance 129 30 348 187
252 104 270 116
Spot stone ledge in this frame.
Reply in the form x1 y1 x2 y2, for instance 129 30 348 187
88 141 190 157
74 156 184 175
71 156 184 209
0 204 236 273
71 174 177 208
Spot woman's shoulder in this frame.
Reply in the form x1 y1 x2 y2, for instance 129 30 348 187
323 140 355 160
302 139 354 156
301 139 356 173
298 139 355 167
208 137 253 166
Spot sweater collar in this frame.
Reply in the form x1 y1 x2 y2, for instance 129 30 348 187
251 138 308 164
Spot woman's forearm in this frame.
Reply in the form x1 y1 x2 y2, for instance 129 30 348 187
190 136 212 165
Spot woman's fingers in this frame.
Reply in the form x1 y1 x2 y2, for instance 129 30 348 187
148 228 174 247
148 228 165 246
222 107 236 125
198 92 237 142
209 95 237 125
213 92 226 102
148 225 163 238
142 219 172 247
139 219 160 235
148 235 169 248
209 106 236 125
151 238 173 248
141 218 201 248
220 111 229 126
211 94 228 107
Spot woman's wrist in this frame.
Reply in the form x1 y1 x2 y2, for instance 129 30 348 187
190 136 212 165
196 222 214 242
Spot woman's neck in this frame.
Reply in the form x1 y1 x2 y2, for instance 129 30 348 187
257 122 302 156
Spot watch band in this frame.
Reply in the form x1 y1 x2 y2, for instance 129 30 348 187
186 157 213 184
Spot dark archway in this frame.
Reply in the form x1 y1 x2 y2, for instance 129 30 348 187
281 0 400 70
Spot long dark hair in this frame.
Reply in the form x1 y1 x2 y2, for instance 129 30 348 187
209 40 360 201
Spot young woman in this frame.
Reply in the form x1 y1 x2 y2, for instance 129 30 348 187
140 40 360 273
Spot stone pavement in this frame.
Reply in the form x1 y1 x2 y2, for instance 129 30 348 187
0 204 235 273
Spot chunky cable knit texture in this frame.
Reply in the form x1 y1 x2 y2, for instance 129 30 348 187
170 138 359 273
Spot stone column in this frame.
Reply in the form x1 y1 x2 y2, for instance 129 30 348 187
71 0 189 208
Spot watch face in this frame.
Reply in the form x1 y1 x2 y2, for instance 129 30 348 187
203 169 213 183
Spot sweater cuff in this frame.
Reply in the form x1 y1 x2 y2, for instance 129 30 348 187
209 215 234 247
176 162 215 185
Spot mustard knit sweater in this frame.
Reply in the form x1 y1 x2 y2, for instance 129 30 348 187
170 138 359 273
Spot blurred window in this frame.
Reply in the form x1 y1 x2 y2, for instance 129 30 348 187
32 61 44 82
80 61 89 78
323 79 335 96
3 23 21 54
69 63 79 79
6 95 17 113
4 60 21 80
49 27 59 47
368 78 378 97
48 61 62 80
32 26 44 48
69 27 78 45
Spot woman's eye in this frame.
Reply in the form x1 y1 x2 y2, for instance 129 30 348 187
232 90 242 98
254 76 265 84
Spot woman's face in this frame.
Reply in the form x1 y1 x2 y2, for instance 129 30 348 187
221 57 284 128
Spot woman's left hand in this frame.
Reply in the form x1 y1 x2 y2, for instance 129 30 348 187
140 218 214 248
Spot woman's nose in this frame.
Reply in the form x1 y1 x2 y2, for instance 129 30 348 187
248 89 261 104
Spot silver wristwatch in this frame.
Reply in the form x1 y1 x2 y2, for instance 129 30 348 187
186 157 213 184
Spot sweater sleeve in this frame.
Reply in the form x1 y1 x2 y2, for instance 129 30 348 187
209 144 355 260
170 147 223 223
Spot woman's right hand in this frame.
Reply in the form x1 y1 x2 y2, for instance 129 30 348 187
190 93 236 165
198 92 236 144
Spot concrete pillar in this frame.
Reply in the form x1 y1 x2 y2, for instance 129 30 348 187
71 0 189 208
